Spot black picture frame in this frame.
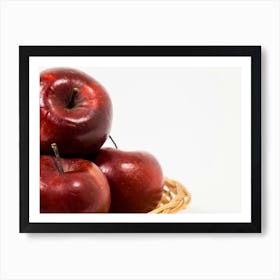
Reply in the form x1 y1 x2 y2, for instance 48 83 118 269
19 46 261 233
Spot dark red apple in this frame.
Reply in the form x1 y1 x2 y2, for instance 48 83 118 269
92 148 164 213
40 67 112 157
40 144 111 213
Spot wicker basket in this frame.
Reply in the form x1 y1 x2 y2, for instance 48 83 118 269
149 177 191 214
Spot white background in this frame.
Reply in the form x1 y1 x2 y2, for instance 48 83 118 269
31 58 251 223
41 62 245 214
0 0 279 280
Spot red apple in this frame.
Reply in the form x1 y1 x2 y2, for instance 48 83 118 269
40 144 111 213
40 67 112 157
92 148 164 213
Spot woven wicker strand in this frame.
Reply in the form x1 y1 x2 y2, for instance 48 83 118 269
149 177 191 214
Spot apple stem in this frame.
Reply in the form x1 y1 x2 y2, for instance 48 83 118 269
67 88 78 109
51 143 64 173
109 135 118 149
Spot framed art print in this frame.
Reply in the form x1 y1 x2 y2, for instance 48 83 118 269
19 46 261 233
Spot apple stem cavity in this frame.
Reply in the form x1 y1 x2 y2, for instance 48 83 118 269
109 135 118 149
67 88 78 109
51 143 64 173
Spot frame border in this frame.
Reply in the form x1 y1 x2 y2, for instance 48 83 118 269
19 46 261 233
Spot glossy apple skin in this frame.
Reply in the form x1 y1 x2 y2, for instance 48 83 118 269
40 156 111 213
92 148 164 213
40 68 112 157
